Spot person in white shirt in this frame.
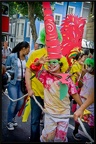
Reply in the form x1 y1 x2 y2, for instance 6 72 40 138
2 41 12 65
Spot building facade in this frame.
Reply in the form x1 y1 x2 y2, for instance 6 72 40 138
9 2 91 50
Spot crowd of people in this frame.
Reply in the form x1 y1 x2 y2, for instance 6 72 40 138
2 2 94 143
2 39 94 142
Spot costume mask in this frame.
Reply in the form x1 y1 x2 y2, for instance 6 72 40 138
48 60 60 72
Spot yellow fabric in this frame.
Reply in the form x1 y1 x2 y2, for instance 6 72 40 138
83 109 91 115
81 109 91 122
22 96 31 122
26 48 47 99
70 61 82 84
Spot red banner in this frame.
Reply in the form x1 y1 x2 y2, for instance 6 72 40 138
2 16 9 33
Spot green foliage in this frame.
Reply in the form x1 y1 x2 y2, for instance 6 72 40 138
8 2 55 20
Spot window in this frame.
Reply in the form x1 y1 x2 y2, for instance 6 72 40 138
26 22 31 37
12 23 15 35
54 14 62 26
56 2 63 5
67 6 75 15
21 23 24 36
17 23 19 36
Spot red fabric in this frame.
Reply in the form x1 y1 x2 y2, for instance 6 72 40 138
30 58 42 71
60 14 86 57
17 97 27 117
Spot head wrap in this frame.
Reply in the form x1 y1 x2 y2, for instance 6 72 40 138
84 58 94 68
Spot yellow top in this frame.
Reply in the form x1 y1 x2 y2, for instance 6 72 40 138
26 48 47 99
70 61 83 84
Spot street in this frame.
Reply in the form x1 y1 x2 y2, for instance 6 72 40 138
2 92 93 143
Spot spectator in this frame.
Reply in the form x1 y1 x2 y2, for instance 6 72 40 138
34 38 45 50
5 41 30 130
2 41 12 65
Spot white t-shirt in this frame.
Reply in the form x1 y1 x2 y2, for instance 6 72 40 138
17 58 26 80
80 73 94 115
80 73 94 98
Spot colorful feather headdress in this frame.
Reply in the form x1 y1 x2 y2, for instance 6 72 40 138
60 14 86 57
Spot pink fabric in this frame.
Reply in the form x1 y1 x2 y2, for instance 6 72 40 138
54 121 68 141
36 70 77 96
88 114 94 127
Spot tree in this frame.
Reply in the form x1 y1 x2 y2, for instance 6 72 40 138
8 2 55 44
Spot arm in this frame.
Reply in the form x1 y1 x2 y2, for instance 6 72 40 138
68 78 83 106
5 54 11 67
71 93 83 106
25 67 34 97
74 92 94 121
30 55 49 73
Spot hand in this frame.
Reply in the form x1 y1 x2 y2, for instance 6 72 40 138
73 108 83 121
38 55 49 65
27 89 35 97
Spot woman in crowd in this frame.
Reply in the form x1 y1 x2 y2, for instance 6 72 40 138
5 41 30 130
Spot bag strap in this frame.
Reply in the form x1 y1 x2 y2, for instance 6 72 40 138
20 60 23 79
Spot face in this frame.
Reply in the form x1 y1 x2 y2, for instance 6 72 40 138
4 41 8 48
48 59 60 73
23 46 30 55
34 43 39 50
86 65 94 73
81 55 88 62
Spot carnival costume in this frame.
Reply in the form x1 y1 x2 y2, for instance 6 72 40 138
22 3 90 139
28 2 86 142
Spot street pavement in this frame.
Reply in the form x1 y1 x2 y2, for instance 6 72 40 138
1 91 94 143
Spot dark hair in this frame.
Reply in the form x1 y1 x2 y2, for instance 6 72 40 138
73 50 89 61
83 49 89 55
73 53 81 61
58 59 63 72
12 41 29 53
